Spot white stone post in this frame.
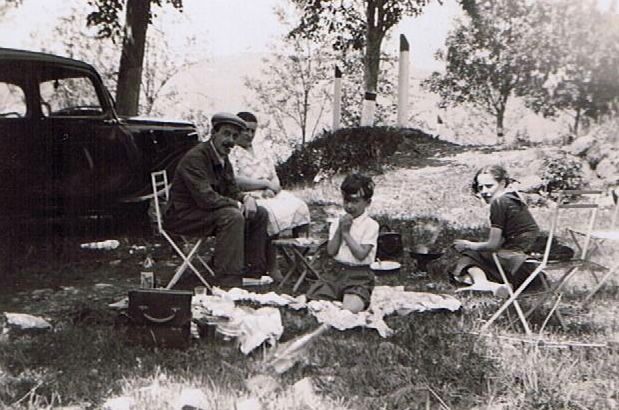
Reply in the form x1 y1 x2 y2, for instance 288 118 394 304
360 92 376 126
332 65 342 130
397 34 410 127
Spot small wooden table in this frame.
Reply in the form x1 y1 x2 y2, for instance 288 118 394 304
272 237 327 292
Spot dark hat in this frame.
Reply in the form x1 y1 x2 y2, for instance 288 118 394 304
211 112 247 130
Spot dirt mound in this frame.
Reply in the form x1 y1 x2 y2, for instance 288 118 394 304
277 127 464 186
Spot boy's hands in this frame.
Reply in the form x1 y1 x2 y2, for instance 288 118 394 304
339 214 354 233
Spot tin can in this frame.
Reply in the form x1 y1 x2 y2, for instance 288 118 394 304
140 271 155 288
194 286 208 296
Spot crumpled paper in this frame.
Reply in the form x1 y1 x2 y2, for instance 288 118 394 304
192 294 283 354
4 312 52 330
308 286 462 337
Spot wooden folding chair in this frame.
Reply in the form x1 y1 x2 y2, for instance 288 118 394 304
481 190 603 334
579 188 619 305
150 170 214 290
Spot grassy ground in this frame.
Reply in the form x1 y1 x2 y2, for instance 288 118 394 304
0 144 617 409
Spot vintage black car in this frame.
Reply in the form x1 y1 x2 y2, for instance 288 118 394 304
0 48 199 223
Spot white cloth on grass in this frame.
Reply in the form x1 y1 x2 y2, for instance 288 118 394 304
204 286 461 338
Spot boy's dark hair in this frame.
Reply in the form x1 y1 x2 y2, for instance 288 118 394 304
471 164 516 194
237 111 257 123
341 173 374 200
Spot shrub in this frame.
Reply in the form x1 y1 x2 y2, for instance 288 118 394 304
276 126 447 186
542 152 584 195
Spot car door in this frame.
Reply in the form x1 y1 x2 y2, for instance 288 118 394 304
0 75 46 215
37 67 134 213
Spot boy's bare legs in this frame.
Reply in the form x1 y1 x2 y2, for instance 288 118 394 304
455 266 511 297
343 294 365 313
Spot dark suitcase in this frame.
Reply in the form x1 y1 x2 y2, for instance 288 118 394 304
125 289 193 349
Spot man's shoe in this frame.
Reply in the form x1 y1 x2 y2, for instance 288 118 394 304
240 267 265 279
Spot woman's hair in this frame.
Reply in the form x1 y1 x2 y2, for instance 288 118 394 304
237 111 257 123
341 173 375 200
471 165 514 194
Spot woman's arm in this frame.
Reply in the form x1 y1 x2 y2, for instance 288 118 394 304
235 175 273 191
454 227 503 252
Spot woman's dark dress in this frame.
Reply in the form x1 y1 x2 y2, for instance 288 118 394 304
459 191 541 288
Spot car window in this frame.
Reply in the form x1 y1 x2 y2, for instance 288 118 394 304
0 82 27 118
40 75 103 117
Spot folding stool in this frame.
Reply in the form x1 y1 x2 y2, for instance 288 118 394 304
151 170 214 290
572 188 619 305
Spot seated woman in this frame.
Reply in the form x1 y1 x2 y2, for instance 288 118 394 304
452 165 541 297
230 111 311 237
230 112 311 280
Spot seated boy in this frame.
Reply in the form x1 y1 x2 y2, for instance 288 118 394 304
307 173 380 313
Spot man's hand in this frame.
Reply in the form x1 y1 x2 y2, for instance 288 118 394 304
243 195 258 219
263 188 276 199
454 239 473 252
339 214 353 233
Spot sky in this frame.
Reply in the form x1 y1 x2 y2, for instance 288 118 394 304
3 0 615 70
1 0 616 71
1 0 616 137
0 0 464 71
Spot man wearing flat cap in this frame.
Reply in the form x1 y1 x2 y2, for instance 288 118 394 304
164 112 270 286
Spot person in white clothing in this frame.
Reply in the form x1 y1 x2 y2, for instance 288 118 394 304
229 111 311 237
307 173 379 313
230 111 312 281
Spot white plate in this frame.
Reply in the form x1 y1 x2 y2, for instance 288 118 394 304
370 261 401 271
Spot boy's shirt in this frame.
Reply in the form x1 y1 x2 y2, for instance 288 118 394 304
329 210 379 266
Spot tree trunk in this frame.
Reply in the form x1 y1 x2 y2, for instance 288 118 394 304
364 1 384 94
301 89 308 147
115 0 150 116
496 108 505 144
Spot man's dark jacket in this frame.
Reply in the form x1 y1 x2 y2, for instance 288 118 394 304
163 141 245 234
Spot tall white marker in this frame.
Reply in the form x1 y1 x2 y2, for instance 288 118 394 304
360 91 376 126
332 65 342 130
397 34 410 127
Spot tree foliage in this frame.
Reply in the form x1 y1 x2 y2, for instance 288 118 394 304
86 0 183 39
245 29 397 154
423 0 545 139
0 0 21 17
290 0 430 92
244 35 332 150
521 0 619 134
288 0 448 95
86 0 184 116
33 4 202 120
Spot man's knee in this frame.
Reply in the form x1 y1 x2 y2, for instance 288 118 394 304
217 207 245 229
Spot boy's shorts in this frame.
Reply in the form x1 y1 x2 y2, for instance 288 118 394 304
306 262 375 309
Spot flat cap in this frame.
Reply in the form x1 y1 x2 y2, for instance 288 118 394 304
211 112 247 130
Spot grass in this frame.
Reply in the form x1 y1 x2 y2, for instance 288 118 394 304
1 142 618 409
